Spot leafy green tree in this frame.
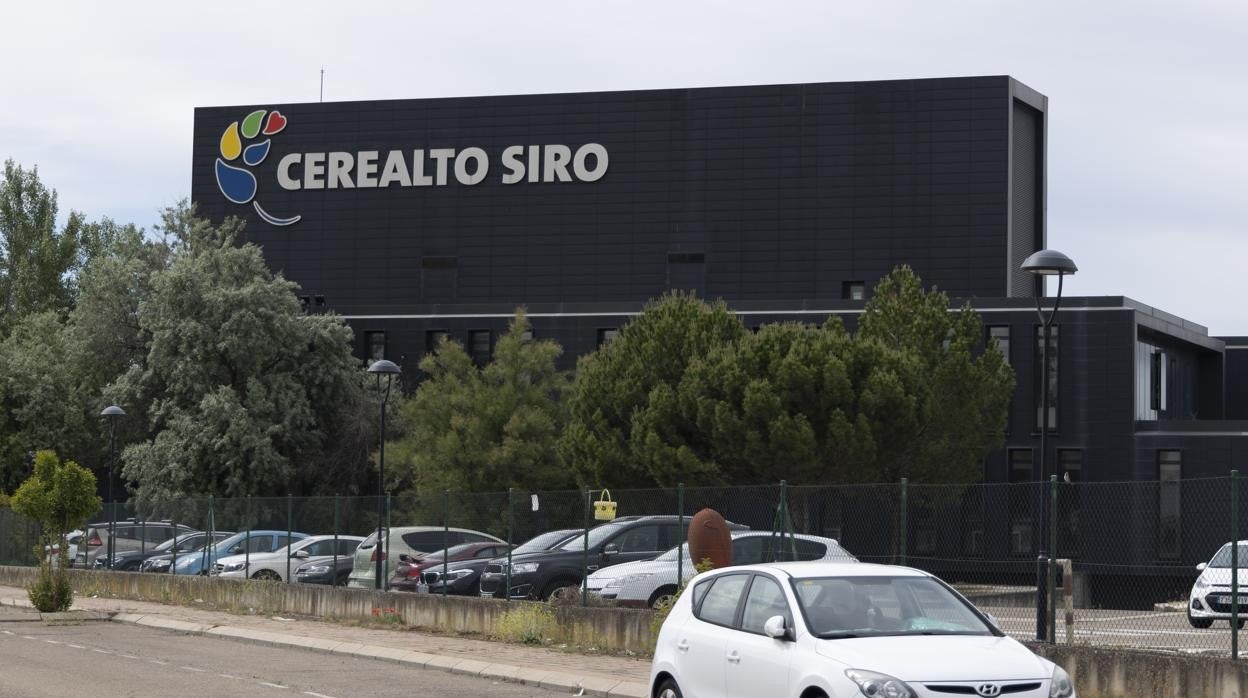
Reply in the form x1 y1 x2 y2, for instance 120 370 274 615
856 266 1014 482
0 312 92 491
0 161 86 334
388 310 572 495
559 292 746 488
113 209 372 504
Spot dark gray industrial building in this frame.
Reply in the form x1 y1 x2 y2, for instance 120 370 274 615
192 76 1247 592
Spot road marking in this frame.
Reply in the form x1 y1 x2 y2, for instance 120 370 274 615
304 692 337 698
20 635 36 640
181 665 206 672
119 654 139 660
1 629 12 635
44 640 62 645
92 648 113 654
258 681 288 689
148 659 168 665
67 644 85 649
220 674 243 680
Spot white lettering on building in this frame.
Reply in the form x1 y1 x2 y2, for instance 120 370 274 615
276 144 609 191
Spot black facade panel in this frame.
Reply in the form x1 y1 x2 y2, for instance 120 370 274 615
192 77 1037 320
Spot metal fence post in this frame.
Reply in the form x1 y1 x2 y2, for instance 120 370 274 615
171 515 178 575
1048 475 1058 643
780 480 789 560
582 486 590 607
385 493 392 589
1234 469 1240 659
677 483 684 589
332 494 340 587
286 493 293 584
244 496 251 580
899 478 909 566
442 490 449 597
506 488 514 603
202 496 213 574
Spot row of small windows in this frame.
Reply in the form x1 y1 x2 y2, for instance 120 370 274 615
363 328 541 367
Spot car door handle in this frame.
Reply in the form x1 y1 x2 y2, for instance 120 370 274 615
726 650 741 664
676 639 690 653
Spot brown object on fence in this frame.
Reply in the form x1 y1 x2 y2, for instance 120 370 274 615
687 509 732 570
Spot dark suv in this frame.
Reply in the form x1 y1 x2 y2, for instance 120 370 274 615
479 516 745 602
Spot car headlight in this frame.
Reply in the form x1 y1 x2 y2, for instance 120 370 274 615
147 559 171 569
1049 664 1074 697
606 572 654 589
446 569 475 580
299 565 331 575
511 562 540 574
223 562 245 572
845 669 916 698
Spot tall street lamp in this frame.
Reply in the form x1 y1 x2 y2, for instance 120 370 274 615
100 405 126 568
368 359 401 590
1020 249 1077 643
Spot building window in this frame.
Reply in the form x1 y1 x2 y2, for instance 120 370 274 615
1057 449 1082 558
469 330 492 366
364 331 386 361
987 326 1010 362
1158 450 1181 560
842 281 865 301
1034 325 1059 432
426 329 450 353
1008 448 1034 482
596 328 619 347
1150 350 1166 412
1008 448 1034 556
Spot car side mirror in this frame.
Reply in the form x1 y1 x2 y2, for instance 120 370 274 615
1196 562 1208 572
293 549 310 559
228 545 243 555
603 543 620 556
763 615 792 641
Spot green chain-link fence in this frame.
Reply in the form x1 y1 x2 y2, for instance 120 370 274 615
2 474 1244 655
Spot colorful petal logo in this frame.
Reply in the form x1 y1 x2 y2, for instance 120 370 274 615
215 109 301 226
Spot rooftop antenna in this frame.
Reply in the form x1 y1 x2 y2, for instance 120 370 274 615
319 67 325 102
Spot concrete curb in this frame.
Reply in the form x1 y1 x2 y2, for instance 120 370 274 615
106 612 649 697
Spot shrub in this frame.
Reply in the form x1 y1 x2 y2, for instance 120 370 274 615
649 558 715 653
28 559 73 612
496 603 556 645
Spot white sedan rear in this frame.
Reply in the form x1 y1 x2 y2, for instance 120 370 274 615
649 561 1074 698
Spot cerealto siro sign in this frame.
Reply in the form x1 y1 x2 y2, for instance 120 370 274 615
276 143 609 190
214 107 610 226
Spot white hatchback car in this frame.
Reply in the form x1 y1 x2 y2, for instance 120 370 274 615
1188 540 1248 628
588 532 855 608
650 561 1074 698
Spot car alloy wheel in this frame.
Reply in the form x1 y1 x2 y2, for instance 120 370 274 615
649 585 678 609
252 569 281 581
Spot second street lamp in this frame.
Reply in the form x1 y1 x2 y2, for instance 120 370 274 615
368 359 401 590
1020 248 1077 643
100 405 126 568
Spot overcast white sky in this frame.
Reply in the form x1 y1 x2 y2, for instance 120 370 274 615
2 1 1244 334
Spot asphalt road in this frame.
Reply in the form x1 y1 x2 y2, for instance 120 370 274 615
0 619 559 698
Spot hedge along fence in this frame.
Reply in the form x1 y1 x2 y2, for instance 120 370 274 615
0 565 651 653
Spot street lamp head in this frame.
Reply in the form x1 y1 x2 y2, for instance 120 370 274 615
100 405 126 418
1021 249 1078 277
367 359 402 376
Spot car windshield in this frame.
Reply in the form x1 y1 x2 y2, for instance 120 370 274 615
792 575 993 639
153 534 196 552
560 522 625 551
515 530 580 554
1209 543 1248 568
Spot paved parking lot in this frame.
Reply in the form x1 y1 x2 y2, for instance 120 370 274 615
985 604 1242 655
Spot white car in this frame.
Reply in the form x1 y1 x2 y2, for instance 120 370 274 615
588 532 856 608
347 526 503 589
1188 540 1248 629
211 535 364 582
650 561 1075 698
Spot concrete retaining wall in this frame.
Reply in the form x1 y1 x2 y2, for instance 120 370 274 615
0 565 651 652
1030 643 1248 698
